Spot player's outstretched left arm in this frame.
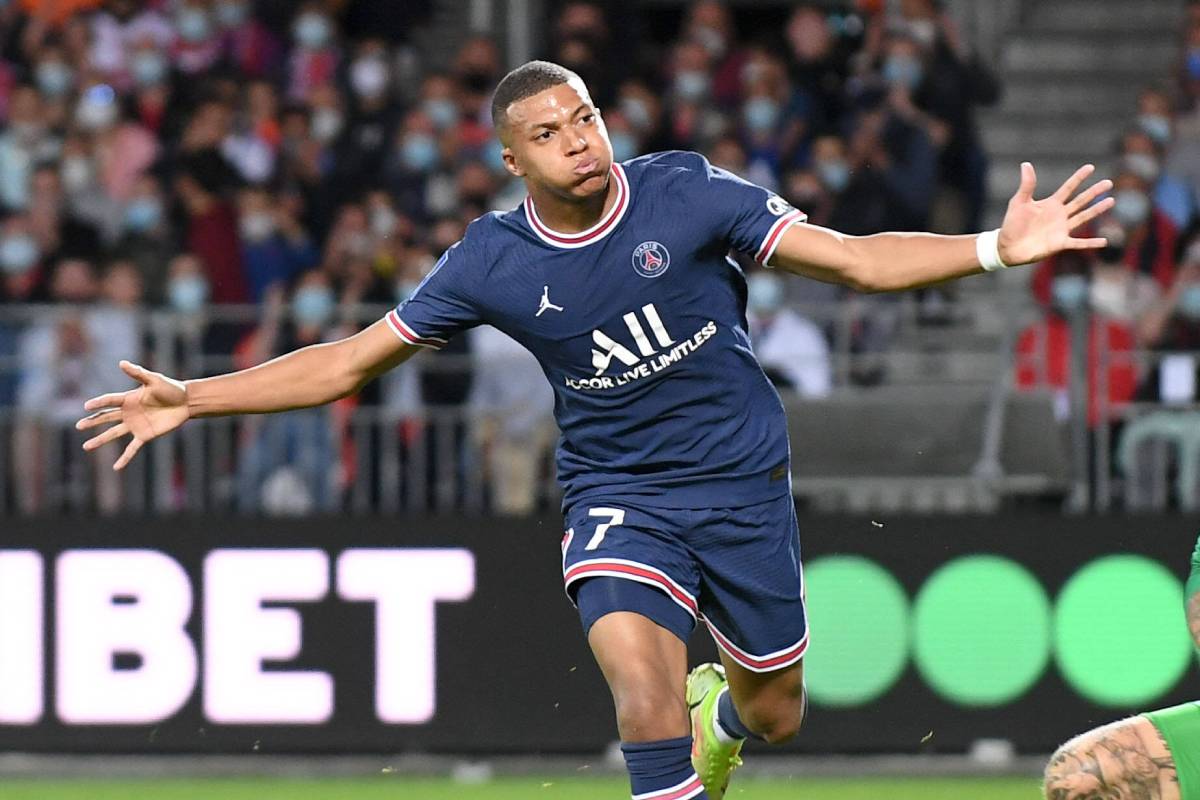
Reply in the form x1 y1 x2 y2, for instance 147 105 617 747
770 163 1114 292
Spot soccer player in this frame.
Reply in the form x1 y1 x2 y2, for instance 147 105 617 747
77 62 1112 800
1043 535 1200 800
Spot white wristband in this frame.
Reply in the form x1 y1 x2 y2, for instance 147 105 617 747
976 229 1008 272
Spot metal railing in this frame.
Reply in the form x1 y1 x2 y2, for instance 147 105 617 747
1 296 1192 515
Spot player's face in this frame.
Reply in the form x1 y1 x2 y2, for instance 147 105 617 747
501 79 613 200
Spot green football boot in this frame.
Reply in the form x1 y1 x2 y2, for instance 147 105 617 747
686 662 743 800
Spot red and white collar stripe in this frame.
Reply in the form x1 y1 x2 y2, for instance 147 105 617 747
524 163 630 249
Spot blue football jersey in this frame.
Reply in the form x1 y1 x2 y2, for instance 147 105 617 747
384 150 808 510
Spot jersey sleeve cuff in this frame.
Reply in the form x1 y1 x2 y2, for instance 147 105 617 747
755 210 807 268
384 309 447 350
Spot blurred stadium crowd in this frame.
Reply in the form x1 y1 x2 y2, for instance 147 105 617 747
1014 1 1200 512
0 0 1196 515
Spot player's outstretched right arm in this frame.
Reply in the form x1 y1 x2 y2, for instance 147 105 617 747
75 319 416 470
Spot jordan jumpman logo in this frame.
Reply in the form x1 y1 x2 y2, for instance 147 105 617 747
536 285 564 317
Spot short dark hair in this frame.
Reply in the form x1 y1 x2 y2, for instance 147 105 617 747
490 60 580 142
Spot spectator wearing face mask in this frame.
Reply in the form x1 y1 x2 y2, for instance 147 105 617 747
1087 223 1162 325
286 3 339 103
328 39 399 201
1119 128 1196 233
174 161 248 306
808 133 889 234
26 164 102 261
122 39 176 135
1033 174 1180 307
170 0 221 75
88 0 173 85
616 79 667 155
234 272 340 513
112 173 173 304
1015 252 1139 428
80 84 159 204
0 213 47 299
1149 81 1200 228
745 271 831 398
665 39 720 151
603 109 641 167
393 101 460 220
236 186 318 304
739 51 797 189
164 253 209 316
214 0 282 80
684 0 749 112
161 252 224 380
0 86 59 212
13 257 102 513
32 43 77 112
842 88 938 232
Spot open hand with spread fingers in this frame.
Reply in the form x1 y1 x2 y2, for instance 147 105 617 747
75 360 190 470
997 162 1115 267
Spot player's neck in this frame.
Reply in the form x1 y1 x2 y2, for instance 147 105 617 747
527 172 618 234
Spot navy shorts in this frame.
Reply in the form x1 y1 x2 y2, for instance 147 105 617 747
561 493 808 673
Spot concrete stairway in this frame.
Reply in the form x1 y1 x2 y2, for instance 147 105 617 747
979 0 1185 233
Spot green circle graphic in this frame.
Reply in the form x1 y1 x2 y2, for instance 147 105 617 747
803 556 909 707
913 555 1051 707
1055 555 1191 707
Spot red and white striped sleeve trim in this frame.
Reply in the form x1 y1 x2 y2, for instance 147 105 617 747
384 309 448 350
563 558 698 619
754 209 807 266
632 773 705 800
703 618 809 673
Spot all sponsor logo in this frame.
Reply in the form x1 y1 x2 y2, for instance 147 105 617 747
564 304 718 391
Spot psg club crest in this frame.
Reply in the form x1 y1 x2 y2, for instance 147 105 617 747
632 241 671 278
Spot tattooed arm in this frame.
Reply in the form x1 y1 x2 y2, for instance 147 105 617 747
1042 532 1200 800
1043 718 1179 800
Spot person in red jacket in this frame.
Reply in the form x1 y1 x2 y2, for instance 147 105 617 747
1016 250 1140 428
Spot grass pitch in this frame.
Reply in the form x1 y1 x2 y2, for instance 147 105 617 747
1 776 1044 798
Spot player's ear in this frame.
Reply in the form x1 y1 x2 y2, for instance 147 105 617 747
502 147 524 178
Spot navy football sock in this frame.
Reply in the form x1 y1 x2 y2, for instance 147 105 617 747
715 687 765 742
620 736 708 799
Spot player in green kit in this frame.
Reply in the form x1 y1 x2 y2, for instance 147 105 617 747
1043 534 1200 800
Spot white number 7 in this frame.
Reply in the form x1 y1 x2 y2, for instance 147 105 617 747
585 507 625 551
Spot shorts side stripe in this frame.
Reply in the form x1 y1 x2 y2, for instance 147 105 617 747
564 559 698 618
704 618 808 673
